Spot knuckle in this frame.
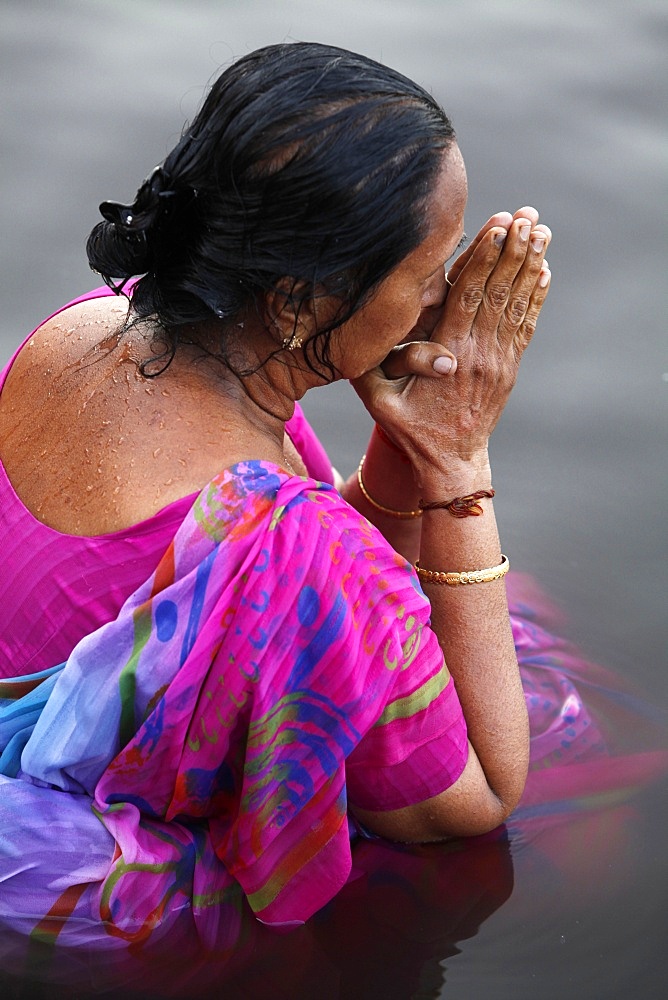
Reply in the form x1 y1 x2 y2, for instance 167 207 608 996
404 342 427 366
458 286 485 313
521 316 537 340
507 294 530 324
485 282 512 309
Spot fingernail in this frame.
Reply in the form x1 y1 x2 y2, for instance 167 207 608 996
539 269 550 287
519 224 530 241
493 230 507 247
433 356 454 374
531 235 546 253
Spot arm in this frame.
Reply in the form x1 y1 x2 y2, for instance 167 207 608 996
350 209 552 840
338 425 423 562
339 207 543 565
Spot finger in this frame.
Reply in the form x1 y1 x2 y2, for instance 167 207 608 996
476 221 551 332
447 207 540 286
513 262 551 358
432 226 510 346
381 341 458 379
511 205 540 228
446 211 513 284
497 225 551 346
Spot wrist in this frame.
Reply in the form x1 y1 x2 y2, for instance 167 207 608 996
415 453 492 502
361 428 420 505
357 454 422 520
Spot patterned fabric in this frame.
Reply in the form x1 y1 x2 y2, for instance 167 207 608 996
0 461 467 942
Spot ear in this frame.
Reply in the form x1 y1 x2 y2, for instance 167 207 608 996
264 278 317 345
264 278 341 345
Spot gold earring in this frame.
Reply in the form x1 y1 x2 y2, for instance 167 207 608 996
281 332 303 351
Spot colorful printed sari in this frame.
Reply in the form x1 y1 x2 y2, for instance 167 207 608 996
0 461 468 946
0 460 665 992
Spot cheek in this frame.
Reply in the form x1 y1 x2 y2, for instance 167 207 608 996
377 291 423 334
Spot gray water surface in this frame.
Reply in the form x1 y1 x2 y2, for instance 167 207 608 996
1 2 666 998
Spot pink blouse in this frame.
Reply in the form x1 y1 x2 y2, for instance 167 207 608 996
0 288 333 676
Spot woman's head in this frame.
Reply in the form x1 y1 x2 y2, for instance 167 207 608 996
87 42 457 377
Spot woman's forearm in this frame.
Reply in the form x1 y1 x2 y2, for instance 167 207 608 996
342 432 528 825
416 457 529 819
351 464 529 843
338 425 422 562
340 426 528 813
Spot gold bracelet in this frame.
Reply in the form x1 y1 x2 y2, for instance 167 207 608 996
357 455 422 520
414 554 510 586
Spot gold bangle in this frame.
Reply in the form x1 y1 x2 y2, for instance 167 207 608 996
414 554 510 586
357 455 422 520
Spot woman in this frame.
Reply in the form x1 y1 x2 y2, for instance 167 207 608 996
0 42 553 939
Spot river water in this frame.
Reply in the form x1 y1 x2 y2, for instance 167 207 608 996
1 1 666 998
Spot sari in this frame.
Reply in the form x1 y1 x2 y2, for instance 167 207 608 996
0 464 665 999
0 460 468 945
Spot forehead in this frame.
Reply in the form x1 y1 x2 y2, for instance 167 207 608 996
413 145 468 264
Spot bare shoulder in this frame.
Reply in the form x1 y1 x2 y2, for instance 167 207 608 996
0 297 283 535
0 297 162 534
1 296 130 394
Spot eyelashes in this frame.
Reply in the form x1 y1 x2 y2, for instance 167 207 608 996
452 232 469 256
421 233 470 286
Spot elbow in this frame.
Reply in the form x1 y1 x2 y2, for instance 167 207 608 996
420 760 529 841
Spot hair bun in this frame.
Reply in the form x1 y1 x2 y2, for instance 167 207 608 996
87 167 183 291
99 166 177 234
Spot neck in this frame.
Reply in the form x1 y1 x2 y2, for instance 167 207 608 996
169 312 330 444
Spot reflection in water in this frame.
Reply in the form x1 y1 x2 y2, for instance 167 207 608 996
0 576 665 999
0 836 514 999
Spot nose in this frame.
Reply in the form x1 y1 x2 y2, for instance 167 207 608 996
413 267 448 339
422 266 448 310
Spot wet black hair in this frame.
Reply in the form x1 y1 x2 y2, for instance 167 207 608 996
86 41 456 379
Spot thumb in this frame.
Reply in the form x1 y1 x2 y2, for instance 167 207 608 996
381 341 458 380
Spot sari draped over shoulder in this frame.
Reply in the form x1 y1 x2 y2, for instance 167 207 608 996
0 461 467 942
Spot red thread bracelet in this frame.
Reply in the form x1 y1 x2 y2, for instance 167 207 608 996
419 489 495 517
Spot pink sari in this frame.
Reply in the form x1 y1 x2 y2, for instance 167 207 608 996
0 461 467 944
